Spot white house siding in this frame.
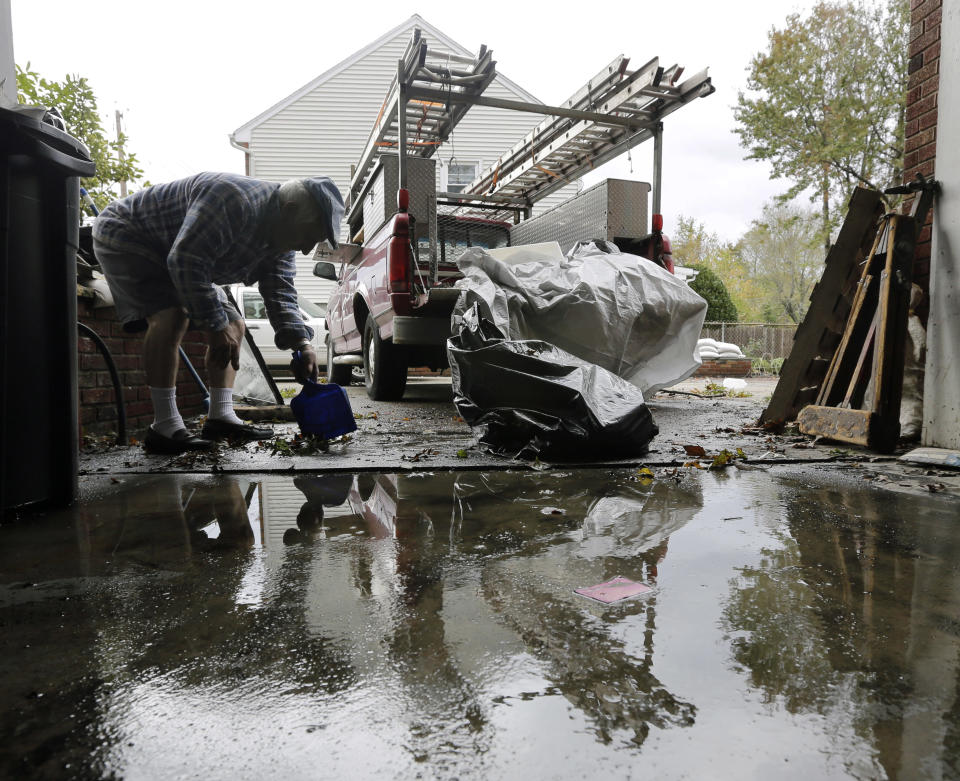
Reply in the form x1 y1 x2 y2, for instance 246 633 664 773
241 21 576 308
259 479 356 549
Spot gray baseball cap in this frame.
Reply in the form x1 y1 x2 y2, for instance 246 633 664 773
301 177 345 249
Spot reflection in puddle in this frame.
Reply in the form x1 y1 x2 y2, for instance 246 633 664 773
1 469 959 778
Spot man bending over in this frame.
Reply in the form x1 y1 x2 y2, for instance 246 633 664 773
93 172 343 454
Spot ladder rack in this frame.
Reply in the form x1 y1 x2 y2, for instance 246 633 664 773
444 58 714 221
347 28 714 231
347 28 498 220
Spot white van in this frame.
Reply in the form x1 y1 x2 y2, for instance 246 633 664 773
227 285 327 368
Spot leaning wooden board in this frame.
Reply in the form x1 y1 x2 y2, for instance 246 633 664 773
760 187 885 425
796 211 916 453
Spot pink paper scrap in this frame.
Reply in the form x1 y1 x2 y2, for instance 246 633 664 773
574 576 653 604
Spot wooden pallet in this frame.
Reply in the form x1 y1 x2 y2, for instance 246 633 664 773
760 187 885 426
796 210 915 452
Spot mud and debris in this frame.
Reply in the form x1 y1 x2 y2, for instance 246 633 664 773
68 377 960 498
257 432 342 457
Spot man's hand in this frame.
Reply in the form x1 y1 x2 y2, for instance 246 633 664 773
290 344 319 384
209 320 244 371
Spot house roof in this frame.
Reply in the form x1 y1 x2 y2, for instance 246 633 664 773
231 14 543 144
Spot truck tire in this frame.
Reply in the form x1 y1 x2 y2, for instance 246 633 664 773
326 334 353 386
363 317 408 401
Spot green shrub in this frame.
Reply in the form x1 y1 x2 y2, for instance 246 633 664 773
690 266 738 322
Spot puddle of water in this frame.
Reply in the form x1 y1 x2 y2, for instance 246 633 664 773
1 467 959 779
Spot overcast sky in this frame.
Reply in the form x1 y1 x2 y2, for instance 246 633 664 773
11 0 824 241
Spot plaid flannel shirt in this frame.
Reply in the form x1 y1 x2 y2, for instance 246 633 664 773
93 172 312 347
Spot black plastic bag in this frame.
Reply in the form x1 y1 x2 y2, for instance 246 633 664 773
448 304 658 460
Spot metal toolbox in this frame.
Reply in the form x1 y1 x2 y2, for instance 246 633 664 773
509 178 651 253
360 154 437 251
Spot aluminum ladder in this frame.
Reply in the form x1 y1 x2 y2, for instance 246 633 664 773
347 27 498 212
439 57 714 222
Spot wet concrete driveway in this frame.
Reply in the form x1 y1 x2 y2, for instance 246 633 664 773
3 465 960 779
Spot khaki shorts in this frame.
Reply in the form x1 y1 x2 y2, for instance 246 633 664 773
93 240 242 333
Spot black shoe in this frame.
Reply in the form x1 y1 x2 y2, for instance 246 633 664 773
201 418 274 441
144 427 214 455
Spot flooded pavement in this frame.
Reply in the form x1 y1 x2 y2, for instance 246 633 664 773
2 466 960 779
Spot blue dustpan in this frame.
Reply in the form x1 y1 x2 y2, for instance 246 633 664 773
290 381 357 439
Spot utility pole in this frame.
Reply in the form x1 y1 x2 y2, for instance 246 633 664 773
115 110 127 197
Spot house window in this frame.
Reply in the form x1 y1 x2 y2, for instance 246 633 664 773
445 162 478 193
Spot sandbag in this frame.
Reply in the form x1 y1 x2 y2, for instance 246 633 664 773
715 341 744 355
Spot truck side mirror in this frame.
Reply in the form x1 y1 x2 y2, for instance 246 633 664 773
313 261 338 281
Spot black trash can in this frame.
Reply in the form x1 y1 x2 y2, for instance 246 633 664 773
1 105 96 512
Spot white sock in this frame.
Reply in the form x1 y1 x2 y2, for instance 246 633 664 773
208 387 243 425
150 387 185 437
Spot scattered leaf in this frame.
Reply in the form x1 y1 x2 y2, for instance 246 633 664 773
402 448 440 463
710 449 735 469
636 466 655 485
683 445 707 457
258 433 333 457
456 449 468 459
683 460 704 469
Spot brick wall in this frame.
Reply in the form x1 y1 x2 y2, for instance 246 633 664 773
905 0 942 304
77 295 209 439
694 358 752 378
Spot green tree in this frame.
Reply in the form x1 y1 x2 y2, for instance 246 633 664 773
690 266 738 322
738 202 823 324
673 216 765 320
671 215 720 268
734 0 909 248
17 64 145 210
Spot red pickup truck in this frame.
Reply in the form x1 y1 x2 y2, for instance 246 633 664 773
315 180 511 400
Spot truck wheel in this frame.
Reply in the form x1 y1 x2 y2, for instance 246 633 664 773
326 334 353 386
363 318 408 400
